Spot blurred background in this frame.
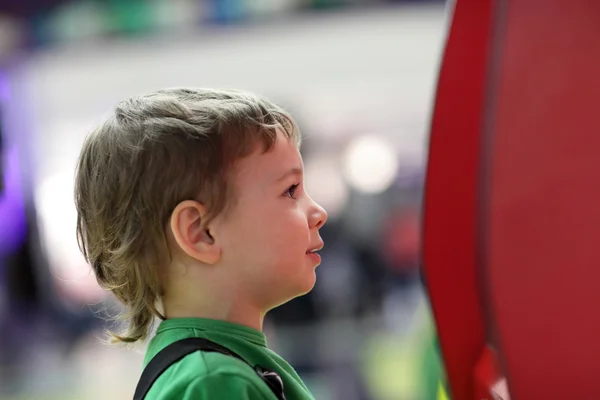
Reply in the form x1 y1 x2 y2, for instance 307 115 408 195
0 0 448 399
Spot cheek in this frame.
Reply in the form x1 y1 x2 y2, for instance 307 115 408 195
269 211 310 255
253 209 308 255
222 200 310 262
222 207 274 254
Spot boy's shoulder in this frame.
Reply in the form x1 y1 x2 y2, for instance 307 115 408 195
146 350 276 399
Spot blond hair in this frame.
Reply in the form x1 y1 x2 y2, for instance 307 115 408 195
75 88 300 344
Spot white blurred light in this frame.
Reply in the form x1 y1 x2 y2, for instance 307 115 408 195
35 173 105 304
304 154 348 219
342 134 399 194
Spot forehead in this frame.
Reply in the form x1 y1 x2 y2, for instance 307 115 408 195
232 130 303 185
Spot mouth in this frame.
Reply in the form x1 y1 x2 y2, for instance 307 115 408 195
305 249 322 265
306 242 324 266
306 243 324 254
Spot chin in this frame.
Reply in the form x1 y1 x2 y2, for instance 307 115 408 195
296 270 317 295
272 272 317 308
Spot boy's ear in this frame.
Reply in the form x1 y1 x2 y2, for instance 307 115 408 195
170 200 221 265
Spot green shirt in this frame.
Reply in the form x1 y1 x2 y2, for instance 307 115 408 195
143 318 315 400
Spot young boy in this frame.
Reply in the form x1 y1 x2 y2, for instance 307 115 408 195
74 88 327 399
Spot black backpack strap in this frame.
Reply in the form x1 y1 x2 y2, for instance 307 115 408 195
133 337 286 400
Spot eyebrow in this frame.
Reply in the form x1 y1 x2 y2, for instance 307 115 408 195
276 167 303 183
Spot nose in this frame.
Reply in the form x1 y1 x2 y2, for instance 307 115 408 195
308 198 328 230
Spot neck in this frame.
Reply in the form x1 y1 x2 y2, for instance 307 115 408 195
162 283 266 332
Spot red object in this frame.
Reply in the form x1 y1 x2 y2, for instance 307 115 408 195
473 346 503 400
483 1 600 398
422 1 493 399
425 0 600 399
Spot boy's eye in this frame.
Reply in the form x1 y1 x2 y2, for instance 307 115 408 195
284 184 299 199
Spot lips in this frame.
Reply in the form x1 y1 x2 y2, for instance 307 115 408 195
306 242 324 265
305 250 322 265
306 242 324 254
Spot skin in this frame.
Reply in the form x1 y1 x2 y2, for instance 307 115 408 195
163 129 328 331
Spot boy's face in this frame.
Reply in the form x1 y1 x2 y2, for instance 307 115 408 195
214 130 327 310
